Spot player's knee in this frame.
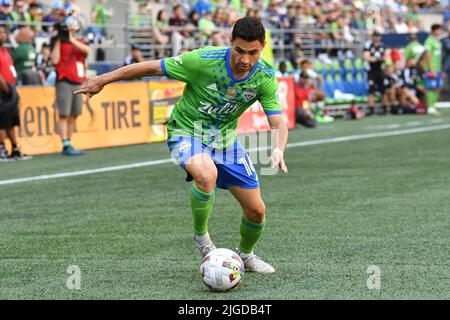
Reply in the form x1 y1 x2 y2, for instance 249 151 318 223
245 202 266 224
194 167 217 192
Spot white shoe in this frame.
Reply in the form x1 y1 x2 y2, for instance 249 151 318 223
237 250 275 274
194 232 217 258
428 107 440 115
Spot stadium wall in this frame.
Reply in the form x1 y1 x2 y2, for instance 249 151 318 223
12 78 295 155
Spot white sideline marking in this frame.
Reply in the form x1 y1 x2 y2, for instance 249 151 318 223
1 123 450 186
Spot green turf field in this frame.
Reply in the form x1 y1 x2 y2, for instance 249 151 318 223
1 110 449 299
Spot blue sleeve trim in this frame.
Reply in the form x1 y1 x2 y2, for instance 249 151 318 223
265 110 283 115
160 59 170 78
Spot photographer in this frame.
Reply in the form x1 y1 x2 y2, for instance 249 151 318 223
363 30 386 115
50 16 90 156
0 25 25 160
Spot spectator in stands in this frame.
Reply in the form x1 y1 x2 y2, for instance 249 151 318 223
191 0 212 18
0 0 14 31
42 0 65 33
131 1 150 28
210 31 224 46
169 4 193 56
11 27 36 84
0 25 24 160
154 9 171 52
11 0 31 28
28 3 43 35
91 0 112 37
36 42 54 84
364 30 387 115
212 7 225 27
198 10 217 45
188 10 200 27
50 16 90 156
124 44 144 66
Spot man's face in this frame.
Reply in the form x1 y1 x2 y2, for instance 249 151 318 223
0 27 7 46
230 38 265 73
15 1 25 13
372 35 381 45
174 7 184 18
433 27 442 37
301 62 311 71
1 4 9 13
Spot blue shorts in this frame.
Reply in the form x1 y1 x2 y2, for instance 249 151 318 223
167 136 259 190
424 72 443 90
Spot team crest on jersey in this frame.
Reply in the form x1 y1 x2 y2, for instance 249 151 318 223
225 87 237 100
173 56 183 65
179 141 191 153
243 88 257 101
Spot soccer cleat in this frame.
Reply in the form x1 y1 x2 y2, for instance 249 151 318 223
8 148 32 160
62 146 84 156
194 232 217 258
0 145 8 161
427 107 440 115
237 250 275 274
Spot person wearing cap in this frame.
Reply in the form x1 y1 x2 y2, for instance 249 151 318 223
42 0 66 33
363 30 387 115
50 16 90 156
0 0 14 31
124 44 144 67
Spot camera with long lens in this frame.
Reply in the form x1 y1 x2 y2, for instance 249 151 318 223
54 22 70 42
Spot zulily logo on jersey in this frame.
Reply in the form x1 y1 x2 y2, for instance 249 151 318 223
198 101 241 115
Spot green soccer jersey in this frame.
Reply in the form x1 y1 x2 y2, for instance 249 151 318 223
161 46 282 149
404 40 424 64
424 35 442 71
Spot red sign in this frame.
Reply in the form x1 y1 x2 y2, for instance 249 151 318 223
237 77 295 134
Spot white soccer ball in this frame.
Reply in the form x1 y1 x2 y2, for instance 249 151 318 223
199 248 245 292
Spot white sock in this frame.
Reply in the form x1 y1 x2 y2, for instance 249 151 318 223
194 232 211 244
239 251 254 258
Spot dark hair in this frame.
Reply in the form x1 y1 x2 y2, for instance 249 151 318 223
300 59 311 66
157 9 166 21
231 17 265 44
431 23 442 32
300 71 309 79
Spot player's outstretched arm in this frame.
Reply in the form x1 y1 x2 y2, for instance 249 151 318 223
267 114 288 174
74 59 164 98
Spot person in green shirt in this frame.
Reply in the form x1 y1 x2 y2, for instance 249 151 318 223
198 10 217 45
11 28 36 83
91 0 112 36
423 24 443 114
404 33 424 64
75 17 288 274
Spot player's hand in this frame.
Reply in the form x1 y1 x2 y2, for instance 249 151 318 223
271 148 288 174
74 76 105 99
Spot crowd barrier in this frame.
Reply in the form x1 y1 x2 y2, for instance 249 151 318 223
13 77 295 156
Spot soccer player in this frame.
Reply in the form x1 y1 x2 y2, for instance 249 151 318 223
75 17 288 274
423 24 443 115
363 30 386 115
